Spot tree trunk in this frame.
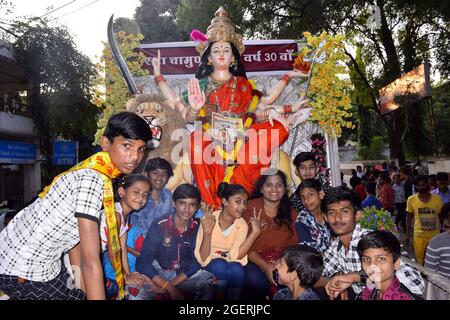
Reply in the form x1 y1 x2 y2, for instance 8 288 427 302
377 0 405 164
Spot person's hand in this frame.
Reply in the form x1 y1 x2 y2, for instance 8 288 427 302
288 69 309 78
188 77 206 112
151 49 161 76
287 107 312 127
263 262 277 286
124 272 148 287
292 95 311 113
268 108 289 131
325 274 354 300
200 205 216 235
249 208 263 235
167 286 185 300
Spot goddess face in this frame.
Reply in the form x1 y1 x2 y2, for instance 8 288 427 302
209 41 233 70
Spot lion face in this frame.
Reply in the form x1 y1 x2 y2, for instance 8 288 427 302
135 101 167 126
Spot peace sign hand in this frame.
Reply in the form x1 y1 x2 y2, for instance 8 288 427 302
249 208 263 235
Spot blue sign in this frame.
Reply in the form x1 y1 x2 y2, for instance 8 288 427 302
0 140 36 164
53 141 77 166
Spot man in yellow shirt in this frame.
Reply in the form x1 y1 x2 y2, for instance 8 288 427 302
406 175 443 265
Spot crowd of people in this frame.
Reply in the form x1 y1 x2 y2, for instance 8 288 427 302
0 7 449 302
346 163 450 278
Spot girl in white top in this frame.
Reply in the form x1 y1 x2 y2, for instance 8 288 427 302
195 182 261 299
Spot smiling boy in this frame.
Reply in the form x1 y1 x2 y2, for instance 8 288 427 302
356 230 420 300
0 112 151 300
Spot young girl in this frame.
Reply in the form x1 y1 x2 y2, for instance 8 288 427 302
101 174 151 299
195 182 261 299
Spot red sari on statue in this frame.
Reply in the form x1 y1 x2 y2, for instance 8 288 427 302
188 76 289 209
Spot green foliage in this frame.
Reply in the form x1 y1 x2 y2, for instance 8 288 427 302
10 18 100 178
357 136 386 160
394 93 433 160
134 0 184 42
93 31 149 144
176 0 244 37
433 82 450 155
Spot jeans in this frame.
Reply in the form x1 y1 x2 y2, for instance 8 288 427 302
205 259 245 300
127 260 215 300
395 202 407 232
243 262 271 300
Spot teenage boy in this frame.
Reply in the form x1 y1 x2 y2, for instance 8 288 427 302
315 187 424 300
290 152 331 212
130 157 174 237
295 179 331 253
273 245 323 300
406 175 443 265
356 230 420 300
130 184 215 300
0 112 151 300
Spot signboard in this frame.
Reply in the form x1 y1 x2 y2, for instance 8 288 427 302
0 140 36 164
379 63 432 114
139 40 298 78
53 141 77 166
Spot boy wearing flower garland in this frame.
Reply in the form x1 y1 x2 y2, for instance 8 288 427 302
0 112 151 300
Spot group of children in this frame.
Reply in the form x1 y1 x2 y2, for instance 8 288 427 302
0 112 427 300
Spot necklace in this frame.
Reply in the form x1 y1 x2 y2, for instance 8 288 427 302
209 76 237 114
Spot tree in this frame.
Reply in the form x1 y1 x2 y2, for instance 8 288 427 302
11 18 99 181
93 28 149 144
134 0 183 42
229 0 449 163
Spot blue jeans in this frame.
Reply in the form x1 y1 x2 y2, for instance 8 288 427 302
126 260 215 300
244 262 271 300
205 259 244 300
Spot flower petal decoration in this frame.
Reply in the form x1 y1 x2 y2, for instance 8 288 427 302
190 29 208 42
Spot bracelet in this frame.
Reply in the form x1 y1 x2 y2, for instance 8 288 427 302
283 104 293 114
161 281 169 290
281 73 291 85
154 74 165 84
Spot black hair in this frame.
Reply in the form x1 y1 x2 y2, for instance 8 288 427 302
357 230 401 263
217 182 248 200
283 245 324 289
145 157 174 177
323 186 361 214
103 111 152 143
293 152 317 168
413 175 428 186
365 180 377 195
351 169 357 176
296 178 322 196
195 42 247 79
436 172 449 182
251 170 294 233
173 183 201 204
114 174 150 202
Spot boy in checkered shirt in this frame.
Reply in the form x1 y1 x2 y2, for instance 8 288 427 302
0 112 151 300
